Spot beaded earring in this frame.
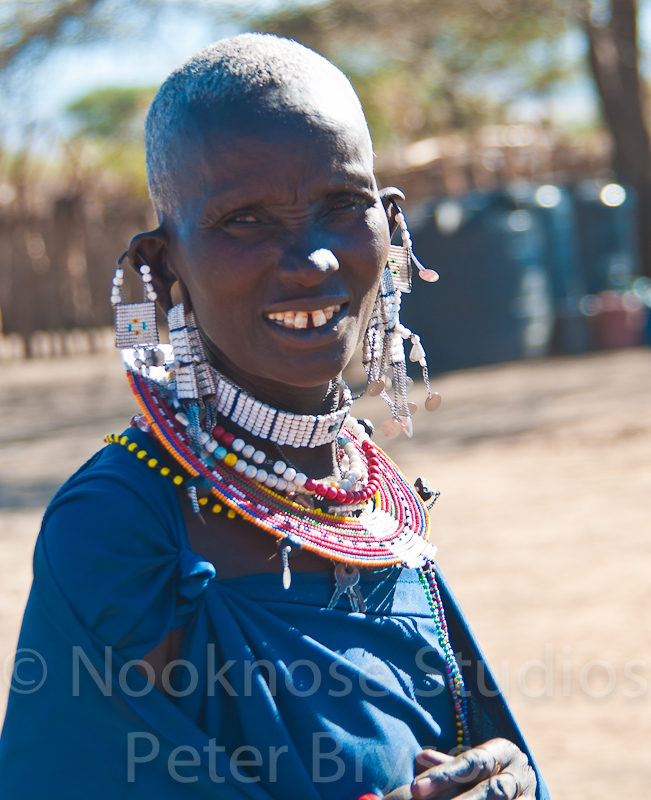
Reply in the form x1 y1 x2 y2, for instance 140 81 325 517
112 259 161 353
363 201 442 439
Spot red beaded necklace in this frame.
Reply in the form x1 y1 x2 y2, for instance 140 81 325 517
128 370 436 568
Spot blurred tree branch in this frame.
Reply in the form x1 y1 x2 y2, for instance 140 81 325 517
0 0 105 70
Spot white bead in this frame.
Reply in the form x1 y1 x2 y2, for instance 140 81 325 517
352 424 364 437
255 469 268 483
205 439 217 453
232 438 245 452
253 450 266 465
242 444 255 459
273 460 286 474
234 459 247 474
244 465 258 479
275 478 288 491
265 474 278 488
110 296 121 305
139 265 151 274
294 473 307 487
147 291 157 301
175 412 189 426
196 431 210 445
283 467 297 482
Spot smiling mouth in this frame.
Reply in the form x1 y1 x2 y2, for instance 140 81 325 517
264 305 343 330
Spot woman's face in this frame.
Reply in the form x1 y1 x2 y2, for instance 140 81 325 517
160 108 390 396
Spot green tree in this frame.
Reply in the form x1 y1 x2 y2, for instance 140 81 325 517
250 0 574 145
63 85 155 194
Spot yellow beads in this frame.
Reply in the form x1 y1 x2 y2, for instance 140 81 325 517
105 433 240 523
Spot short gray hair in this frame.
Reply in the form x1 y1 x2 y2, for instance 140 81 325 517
145 33 363 221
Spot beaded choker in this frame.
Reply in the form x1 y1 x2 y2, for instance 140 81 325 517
208 368 353 449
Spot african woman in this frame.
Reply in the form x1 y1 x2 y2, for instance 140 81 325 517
0 34 547 800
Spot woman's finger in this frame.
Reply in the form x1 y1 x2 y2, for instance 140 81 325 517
442 771 520 800
415 749 455 775
411 747 499 799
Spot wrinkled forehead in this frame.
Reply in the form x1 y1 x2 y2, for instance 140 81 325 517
169 76 374 188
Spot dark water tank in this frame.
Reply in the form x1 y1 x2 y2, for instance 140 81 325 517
506 184 592 355
572 181 639 295
401 191 554 375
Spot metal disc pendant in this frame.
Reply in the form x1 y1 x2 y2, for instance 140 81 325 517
419 269 439 283
367 379 386 397
381 418 402 438
399 416 413 438
425 393 442 411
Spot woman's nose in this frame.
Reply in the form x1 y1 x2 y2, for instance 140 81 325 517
277 247 339 287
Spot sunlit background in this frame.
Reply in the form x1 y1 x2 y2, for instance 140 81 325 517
0 2 650 799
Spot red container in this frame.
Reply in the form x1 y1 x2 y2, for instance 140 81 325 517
589 290 647 349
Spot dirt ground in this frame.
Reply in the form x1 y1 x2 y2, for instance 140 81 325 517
1 347 650 798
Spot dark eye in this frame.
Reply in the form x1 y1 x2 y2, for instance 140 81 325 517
331 194 371 213
227 212 259 224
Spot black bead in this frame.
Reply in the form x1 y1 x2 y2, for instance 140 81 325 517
358 418 375 436
414 477 434 501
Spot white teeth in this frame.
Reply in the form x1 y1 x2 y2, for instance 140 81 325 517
266 304 343 328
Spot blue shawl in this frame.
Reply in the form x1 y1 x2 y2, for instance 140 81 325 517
0 429 549 799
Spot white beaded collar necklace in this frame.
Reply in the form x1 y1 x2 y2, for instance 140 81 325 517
207 369 353 449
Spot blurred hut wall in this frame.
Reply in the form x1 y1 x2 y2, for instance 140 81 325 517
0 177 153 355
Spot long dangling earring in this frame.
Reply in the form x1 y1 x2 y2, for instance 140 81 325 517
112 258 162 359
167 304 221 439
362 200 442 439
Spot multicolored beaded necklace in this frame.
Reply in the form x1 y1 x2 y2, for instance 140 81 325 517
109 362 470 750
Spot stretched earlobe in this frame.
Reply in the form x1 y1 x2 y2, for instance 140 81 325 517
126 227 177 312
379 187 406 236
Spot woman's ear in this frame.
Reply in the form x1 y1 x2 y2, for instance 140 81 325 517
379 186 406 237
125 226 177 312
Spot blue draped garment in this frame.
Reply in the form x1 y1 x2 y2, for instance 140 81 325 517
0 428 549 799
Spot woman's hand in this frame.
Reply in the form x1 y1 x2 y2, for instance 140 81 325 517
384 738 537 800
